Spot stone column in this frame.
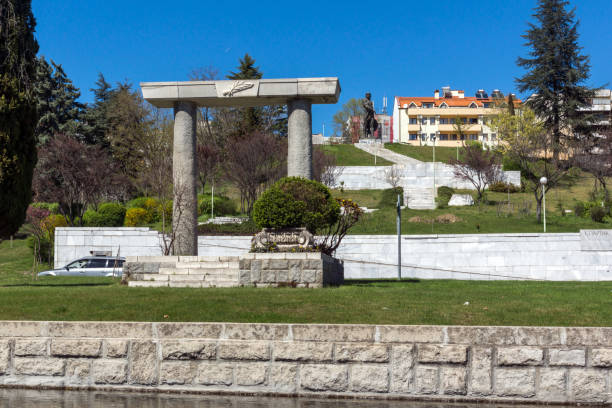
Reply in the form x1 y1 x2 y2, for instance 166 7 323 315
287 98 313 179
172 101 198 256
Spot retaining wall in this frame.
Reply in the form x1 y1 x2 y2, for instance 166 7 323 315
337 165 521 190
55 229 612 281
0 321 611 404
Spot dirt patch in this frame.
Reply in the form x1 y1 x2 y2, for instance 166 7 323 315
435 214 462 224
408 216 428 223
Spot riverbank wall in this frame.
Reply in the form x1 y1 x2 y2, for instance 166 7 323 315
1 321 610 404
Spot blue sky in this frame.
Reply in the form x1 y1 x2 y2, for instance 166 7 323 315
33 0 612 135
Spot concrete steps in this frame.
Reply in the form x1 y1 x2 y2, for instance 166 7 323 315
404 188 437 210
128 256 241 288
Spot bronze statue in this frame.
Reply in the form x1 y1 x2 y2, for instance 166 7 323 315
362 92 378 138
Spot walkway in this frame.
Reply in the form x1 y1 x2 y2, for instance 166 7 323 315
354 142 423 165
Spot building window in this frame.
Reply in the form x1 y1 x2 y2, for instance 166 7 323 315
430 133 435 140
429 117 435 125
421 117 427 125
470 134 478 140
461 118 467 124
409 118 417 124
423 103 433 108
482 133 488 140
491 133 497 140
440 134 449 141
469 118 478 124
451 134 458 140
421 133 426 141
409 133 417 140
483 102 491 108
460 135 466 140
440 118 448 124
450 118 456 124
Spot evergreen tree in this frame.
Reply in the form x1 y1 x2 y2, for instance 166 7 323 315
34 57 86 144
516 0 593 160
0 0 39 239
82 72 114 147
227 53 264 134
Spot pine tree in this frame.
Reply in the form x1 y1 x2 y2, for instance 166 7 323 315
227 54 264 134
516 0 593 160
34 58 85 144
0 0 39 239
82 72 114 147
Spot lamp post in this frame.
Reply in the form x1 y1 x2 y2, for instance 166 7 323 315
432 135 437 199
540 177 547 233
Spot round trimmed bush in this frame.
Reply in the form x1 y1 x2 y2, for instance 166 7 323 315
124 208 150 227
126 197 149 209
252 187 306 230
574 202 585 218
252 177 340 232
436 186 455 208
83 203 126 227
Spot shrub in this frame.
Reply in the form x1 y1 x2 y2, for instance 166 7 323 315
126 197 149 209
252 177 340 232
502 155 522 172
31 214 68 264
574 202 585 217
489 181 520 193
378 187 404 208
83 203 126 227
436 186 455 208
590 206 607 223
31 202 60 214
143 198 161 221
252 187 305 230
198 194 237 217
124 208 150 227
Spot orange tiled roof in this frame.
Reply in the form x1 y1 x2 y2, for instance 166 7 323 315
397 96 521 108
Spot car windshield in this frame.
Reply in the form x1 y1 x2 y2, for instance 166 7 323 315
66 259 88 269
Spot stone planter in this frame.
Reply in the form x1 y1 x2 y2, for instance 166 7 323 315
239 252 343 288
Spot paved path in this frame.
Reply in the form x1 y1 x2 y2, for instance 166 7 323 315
354 142 423 165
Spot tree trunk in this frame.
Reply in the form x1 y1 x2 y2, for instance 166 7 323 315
534 189 543 223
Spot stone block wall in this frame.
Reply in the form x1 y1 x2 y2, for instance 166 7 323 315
238 253 344 288
0 322 611 404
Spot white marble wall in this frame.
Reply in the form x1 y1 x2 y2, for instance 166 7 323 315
56 228 612 281
337 165 520 190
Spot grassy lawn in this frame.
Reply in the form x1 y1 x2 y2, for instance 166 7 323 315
320 144 392 166
385 143 459 163
1 239 611 326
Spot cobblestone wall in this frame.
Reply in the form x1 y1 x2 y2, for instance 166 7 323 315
0 322 610 404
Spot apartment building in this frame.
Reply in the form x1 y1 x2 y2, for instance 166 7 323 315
391 87 520 148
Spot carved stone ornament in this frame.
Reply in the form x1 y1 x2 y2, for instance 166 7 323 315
223 80 255 97
251 227 314 251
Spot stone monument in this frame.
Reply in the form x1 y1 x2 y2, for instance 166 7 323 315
362 92 378 139
141 78 341 255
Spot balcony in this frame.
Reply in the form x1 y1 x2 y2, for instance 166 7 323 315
437 124 481 132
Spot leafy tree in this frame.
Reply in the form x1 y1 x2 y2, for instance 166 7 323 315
492 107 576 222
332 98 364 142
0 0 39 239
516 0 594 160
105 81 153 178
574 127 612 201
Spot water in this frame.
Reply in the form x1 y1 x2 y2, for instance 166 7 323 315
0 389 571 408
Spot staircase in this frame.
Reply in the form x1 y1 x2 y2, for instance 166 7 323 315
129 256 241 288
405 188 436 210
354 142 422 165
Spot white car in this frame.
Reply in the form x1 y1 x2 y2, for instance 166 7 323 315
38 256 125 277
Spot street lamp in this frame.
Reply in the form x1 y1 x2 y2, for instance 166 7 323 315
432 135 437 199
540 177 547 233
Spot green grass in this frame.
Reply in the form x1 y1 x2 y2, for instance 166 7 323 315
1 239 611 326
320 144 392 166
385 143 459 163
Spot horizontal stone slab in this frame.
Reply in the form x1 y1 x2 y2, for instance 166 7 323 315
141 78 340 108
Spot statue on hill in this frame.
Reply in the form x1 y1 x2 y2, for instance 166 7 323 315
362 92 378 139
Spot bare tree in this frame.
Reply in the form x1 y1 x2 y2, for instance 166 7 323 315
223 131 286 214
313 146 343 188
450 143 501 203
574 128 612 201
33 134 123 225
384 165 403 188
196 143 221 194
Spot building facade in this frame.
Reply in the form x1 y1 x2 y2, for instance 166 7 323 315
392 87 520 148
